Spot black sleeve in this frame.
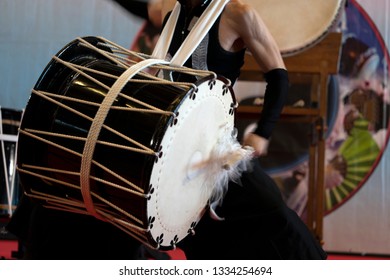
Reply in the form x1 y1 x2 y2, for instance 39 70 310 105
111 0 149 20
253 68 289 139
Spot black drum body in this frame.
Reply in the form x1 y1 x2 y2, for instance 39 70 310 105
16 37 236 249
19 37 178 209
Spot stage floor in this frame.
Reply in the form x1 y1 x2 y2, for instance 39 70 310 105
2 240 390 260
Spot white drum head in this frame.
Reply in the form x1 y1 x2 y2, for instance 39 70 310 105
245 0 344 56
148 77 235 248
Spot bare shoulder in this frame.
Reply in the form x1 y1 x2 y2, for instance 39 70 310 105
161 0 177 21
223 0 267 38
224 0 285 70
218 0 267 52
224 0 257 24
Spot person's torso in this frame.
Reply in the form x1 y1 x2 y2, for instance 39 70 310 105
165 2 246 84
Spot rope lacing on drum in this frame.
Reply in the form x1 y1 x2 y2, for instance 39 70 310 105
80 58 177 223
28 89 156 155
78 36 216 88
17 130 147 195
18 36 231 250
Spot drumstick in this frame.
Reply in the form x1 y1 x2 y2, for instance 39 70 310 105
191 146 253 171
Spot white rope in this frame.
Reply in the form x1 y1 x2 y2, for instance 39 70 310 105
152 0 230 67
152 2 181 60
80 58 169 220
18 128 147 194
170 0 230 66
0 134 18 142
30 90 156 155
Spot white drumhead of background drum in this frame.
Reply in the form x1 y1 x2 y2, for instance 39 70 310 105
245 0 344 56
148 78 235 248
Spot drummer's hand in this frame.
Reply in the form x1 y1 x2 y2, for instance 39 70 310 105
242 133 269 157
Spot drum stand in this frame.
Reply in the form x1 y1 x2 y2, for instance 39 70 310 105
237 32 342 244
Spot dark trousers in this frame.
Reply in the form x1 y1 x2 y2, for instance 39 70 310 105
179 160 327 260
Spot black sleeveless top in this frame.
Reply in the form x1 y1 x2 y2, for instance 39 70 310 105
164 2 289 140
164 2 246 84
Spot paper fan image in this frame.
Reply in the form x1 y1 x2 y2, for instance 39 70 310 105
325 116 381 211
322 1 389 214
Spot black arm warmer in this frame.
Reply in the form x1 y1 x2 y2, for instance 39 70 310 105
253 68 289 139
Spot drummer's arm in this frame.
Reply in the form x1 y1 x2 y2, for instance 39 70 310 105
161 0 177 22
147 0 163 28
236 4 289 157
111 0 162 27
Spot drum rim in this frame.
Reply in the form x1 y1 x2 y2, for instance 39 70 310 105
146 74 236 249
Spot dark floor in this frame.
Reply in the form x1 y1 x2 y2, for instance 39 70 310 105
3 239 390 260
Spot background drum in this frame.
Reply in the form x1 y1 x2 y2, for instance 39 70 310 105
16 36 239 250
0 107 23 218
244 0 346 56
